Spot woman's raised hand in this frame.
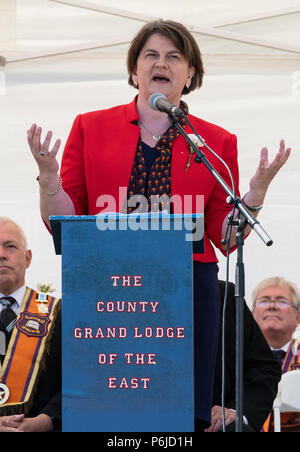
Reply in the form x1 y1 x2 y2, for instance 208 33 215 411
249 139 291 200
27 124 61 176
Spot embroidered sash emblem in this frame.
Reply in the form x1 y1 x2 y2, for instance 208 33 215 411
16 312 51 338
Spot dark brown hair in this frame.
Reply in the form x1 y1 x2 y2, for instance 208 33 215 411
127 19 204 95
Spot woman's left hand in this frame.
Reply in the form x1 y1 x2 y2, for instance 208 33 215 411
247 139 291 203
223 139 291 250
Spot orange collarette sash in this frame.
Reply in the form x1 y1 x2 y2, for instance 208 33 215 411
261 340 300 432
0 287 60 415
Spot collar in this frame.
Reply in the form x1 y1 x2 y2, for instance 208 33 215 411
271 341 291 353
125 95 140 123
0 285 26 313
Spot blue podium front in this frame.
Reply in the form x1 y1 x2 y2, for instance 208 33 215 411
51 214 203 432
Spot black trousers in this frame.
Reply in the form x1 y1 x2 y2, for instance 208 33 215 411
193 262 220 427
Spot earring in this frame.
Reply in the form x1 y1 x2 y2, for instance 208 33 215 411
133 81 138 88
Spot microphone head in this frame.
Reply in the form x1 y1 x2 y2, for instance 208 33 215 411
149 92 166 111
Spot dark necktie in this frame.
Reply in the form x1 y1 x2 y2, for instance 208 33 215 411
0 296 17 362
272 349 286 366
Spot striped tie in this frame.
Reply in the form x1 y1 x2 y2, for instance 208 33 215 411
0 297 17 361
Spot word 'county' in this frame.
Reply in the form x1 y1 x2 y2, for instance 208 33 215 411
96 301 159 313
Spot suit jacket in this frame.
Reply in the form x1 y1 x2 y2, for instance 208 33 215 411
1 289 61 429
60 97 240 263
213 281 282 431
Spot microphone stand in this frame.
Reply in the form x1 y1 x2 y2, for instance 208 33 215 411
168 113 273 433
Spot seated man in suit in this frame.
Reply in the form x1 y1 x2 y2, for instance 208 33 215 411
252 276 300 432
204 280 282 432
0 217 61 432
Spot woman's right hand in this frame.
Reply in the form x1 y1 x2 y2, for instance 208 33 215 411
27 124 61 176
26 124 75 226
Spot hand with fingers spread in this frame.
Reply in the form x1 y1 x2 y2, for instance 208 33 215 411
221 139 291 249
27 124 61 177
248 139 291 200
26 123 75 226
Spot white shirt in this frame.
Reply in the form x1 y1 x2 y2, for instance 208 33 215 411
271 342 291 353
0 285 26 316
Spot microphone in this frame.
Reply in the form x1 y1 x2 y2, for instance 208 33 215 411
149 93 183 116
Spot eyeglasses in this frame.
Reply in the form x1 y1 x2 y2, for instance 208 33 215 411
255 298 294 309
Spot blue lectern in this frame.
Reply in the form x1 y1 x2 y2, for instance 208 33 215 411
51 214 203 432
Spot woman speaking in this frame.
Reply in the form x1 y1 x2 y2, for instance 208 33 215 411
27 20 291 430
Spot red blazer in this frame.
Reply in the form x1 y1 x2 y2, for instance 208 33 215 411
60 97 240 263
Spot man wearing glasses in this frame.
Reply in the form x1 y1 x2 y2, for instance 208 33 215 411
252 277 300 432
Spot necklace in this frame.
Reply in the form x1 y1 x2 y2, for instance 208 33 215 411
139 121 168 141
